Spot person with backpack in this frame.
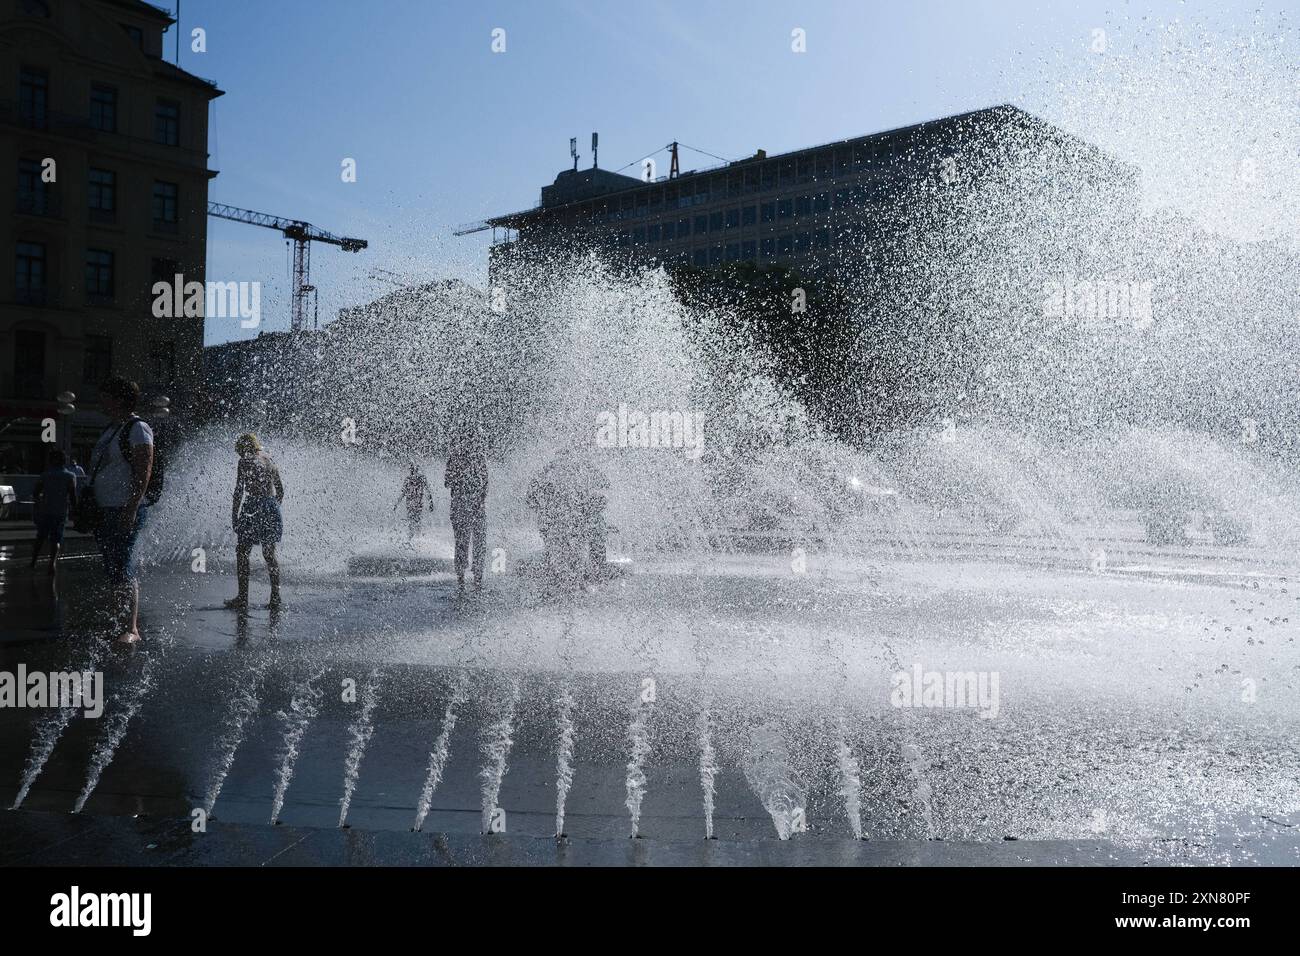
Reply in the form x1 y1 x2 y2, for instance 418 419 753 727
226 433 284 610
88 376 155 645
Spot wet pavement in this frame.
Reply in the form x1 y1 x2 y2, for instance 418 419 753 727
2 536 1298 865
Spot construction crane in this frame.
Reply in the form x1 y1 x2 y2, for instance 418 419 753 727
207 201 368 331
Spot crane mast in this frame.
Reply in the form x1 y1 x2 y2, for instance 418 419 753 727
207 201 368 331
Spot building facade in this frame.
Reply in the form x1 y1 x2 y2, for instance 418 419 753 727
484 105 1136 290
0 0 221 473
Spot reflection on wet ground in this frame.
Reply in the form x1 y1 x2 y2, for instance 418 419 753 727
1 548 1297 865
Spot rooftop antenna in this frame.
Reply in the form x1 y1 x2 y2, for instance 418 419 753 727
591 132 599 169
669 141 680 179
175 0 181 64
570 137 579 171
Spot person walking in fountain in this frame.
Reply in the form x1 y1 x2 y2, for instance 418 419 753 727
89 376 154 644
226 433 284 610
30 448 77 575
526 447 611 589
394 462 435 543
444 429 488 592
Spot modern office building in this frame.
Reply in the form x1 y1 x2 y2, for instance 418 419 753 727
481 105 1137 291
0 0 222 473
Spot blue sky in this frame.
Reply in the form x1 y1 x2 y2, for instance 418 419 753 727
177 0 1293 344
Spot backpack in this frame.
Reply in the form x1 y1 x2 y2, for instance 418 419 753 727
118 415 166 506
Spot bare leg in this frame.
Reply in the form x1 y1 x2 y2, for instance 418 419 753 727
263 543 281 607
226 542 252 608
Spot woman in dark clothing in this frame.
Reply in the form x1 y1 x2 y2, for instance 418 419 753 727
226 433 284 609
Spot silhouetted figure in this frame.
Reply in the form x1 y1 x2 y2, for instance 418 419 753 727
90 376 155 644
444 431 488 592
226 433 284 610
31 448 77 575
394 462 435 542
526 448 611 589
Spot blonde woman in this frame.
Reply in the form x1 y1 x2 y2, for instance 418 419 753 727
226 433 284 609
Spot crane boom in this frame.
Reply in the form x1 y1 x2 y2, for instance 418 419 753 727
207 202 368 251
207 200 368 330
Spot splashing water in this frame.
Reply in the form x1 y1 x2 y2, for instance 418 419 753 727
553 688 576 838
338 669 382 828
269 668 324 825
413 672 469 832
479 678 520 834
73 654 156 814
901 739 936 841
12 644 105 810
836 729 865 841
742 723 807 840
202 655 267 815
624 684 656 838
697 708 718 840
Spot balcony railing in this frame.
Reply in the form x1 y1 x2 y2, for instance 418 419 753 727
15 188 60 218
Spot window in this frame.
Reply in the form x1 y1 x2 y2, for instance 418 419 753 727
678 218 690 237
647 223 661 242
694 215 707 235
83 335 113 391
742 240 757 260
85 249 115 299
778 235 793 254
692 249 707 267
725 243 740 261
760 202 776 223
795 233 811 252
777 198 792 219
632 226 645 245
17 158 53 215
88 168 116 219
814 193 830 213
151 257 181 286
761 237 775 258
19 68 48 126
154 99 179 146
14 330 46 398
795 195 812 216
835 188 851 209
90 84 117 132
742 206 757 227
708 245 723 265
815 229 830 249
16 241 46 302
725 208 740 229
662 221 675 241
122 24 144 49
708 211 723 232
21 0 52 16
152 180 178 226
149 341 176 385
